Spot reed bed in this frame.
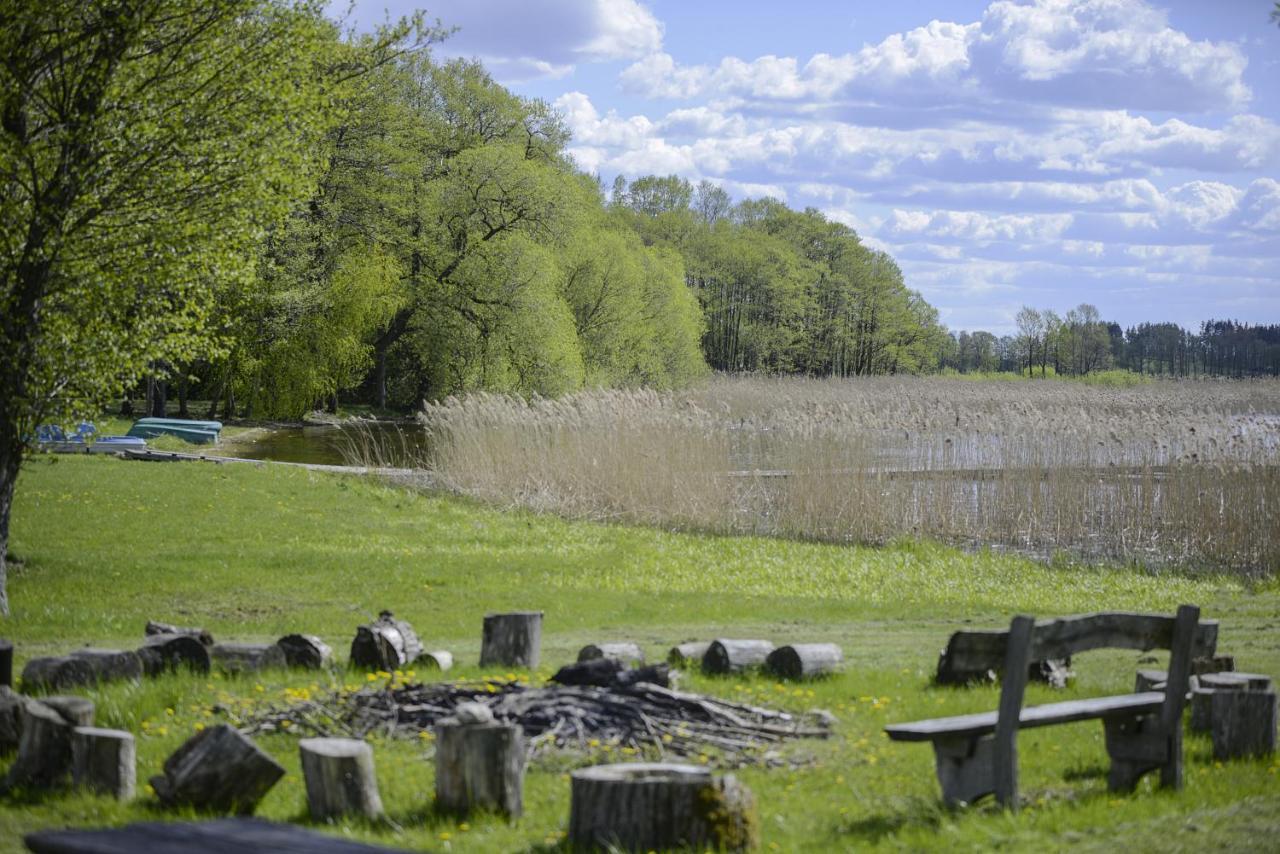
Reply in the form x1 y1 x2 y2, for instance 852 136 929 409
414 376 1280 577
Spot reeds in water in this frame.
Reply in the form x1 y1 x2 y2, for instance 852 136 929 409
412 376 1280 577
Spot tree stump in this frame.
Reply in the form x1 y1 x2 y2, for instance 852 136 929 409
0 686 23 755
137 633 212 677
702 640 775 675
1191 672 1273 733
1211 690 1277 760
764 644 843 680
42 695 96 727
349 611 423 671
0 638 12 687
479 612 542 669
2 696 94 790
298 738 384 821
421 650 453 672
145 620 214 646
434 703 525 818
667 641 711 667
150 724 285 815
568 763 757 852
277 635 333 670
578 643 645 666
72 727 136 800
211 643 286 675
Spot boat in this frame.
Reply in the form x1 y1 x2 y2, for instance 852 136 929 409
126 417 221 444
35 424 148 454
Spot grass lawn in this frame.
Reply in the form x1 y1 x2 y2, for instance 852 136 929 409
2 454 1277 851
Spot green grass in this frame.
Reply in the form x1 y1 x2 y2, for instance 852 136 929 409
2 455 1277 851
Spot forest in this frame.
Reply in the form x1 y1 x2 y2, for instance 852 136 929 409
119 31 945 421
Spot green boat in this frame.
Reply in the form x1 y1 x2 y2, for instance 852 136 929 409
126 417 221 444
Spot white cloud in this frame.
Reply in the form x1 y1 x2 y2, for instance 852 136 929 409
429 0 662 80
621 0 1248 113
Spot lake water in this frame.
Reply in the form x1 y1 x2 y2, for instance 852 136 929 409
224 421 429 467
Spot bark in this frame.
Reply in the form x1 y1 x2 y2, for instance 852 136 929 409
72 726 136 800
298 737 384 821
434 712 525 818
150 724 284 815
0 432 18 618
702 640 775 675
479 611 542 669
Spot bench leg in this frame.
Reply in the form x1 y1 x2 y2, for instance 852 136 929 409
933 735 995 806
1103 713 1179 792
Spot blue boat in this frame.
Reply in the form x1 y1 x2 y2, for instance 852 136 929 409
126 417 221 444
35 423 148 454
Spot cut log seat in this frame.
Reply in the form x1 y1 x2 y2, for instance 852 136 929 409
25 818 416 854
885 692 1164 742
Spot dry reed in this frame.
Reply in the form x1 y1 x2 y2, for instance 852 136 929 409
414 376 1280 577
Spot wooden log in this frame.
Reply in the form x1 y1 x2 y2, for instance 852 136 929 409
568 762 757 852
479 611 542 670
25 818 415 853
764 644 843 680
137 633 212 677
276 634 333 670
1211 690 1277 760
72 727 136 800
0 685 23 755
1192 654 1235 675
578 643 645 666
349 611 423 671
421 650 453 672
2 698 82 790
667 641 711 667
298 737 384 821
21 656 95 691
145 620 214 646
434 703 525 818
702 640 775 675
211 643 286 675
150 724 285 815
0 638 12 687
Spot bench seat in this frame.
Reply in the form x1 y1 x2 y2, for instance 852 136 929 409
885 691 1163 742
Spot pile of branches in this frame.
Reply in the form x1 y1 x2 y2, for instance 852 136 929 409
238 679 833 766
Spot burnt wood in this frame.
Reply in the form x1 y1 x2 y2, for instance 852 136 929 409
578 642 645 665
0 685 21 754
551 658 671 689
0 638 12 687
24 818 416 853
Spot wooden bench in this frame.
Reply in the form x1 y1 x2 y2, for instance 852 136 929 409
886 605 1202 808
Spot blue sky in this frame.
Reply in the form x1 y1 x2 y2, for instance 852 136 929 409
346 1 1280 334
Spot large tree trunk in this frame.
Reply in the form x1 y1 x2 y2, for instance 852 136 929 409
0 433 19 618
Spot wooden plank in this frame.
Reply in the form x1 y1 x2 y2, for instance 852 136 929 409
993 616 1034 808
940 614 1217 674
885 692 1164 742
25 818 412 854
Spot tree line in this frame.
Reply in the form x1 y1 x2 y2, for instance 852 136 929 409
940 307 1280 378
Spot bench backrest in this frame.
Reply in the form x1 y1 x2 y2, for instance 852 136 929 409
990 604 1201 806
938 614 1218 682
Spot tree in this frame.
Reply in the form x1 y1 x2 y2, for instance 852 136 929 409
1015 307 1043 377
0 0 419 615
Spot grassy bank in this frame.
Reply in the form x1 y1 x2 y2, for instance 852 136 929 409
2 455 1277 851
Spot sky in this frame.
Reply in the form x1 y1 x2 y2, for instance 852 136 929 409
344 0 1280 335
